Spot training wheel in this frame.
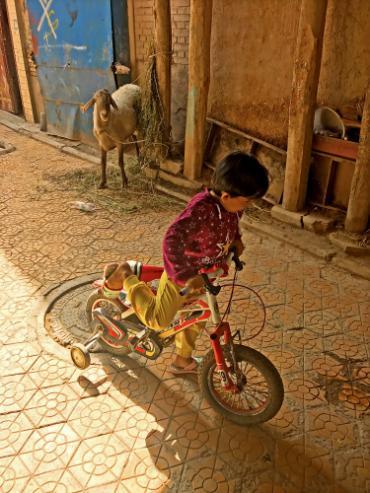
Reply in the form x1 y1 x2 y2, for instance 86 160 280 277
70 343 91 369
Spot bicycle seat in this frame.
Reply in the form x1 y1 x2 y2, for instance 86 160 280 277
140 265 164 282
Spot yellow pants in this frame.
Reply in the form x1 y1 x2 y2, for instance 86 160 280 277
123 271 204 358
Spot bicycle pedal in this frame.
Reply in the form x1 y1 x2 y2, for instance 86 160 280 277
128 329 147 351
127 338 137 351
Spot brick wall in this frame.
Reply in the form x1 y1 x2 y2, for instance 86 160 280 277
171 0 190 66
133 0 155 63
132 0 190 144
133 0 189 65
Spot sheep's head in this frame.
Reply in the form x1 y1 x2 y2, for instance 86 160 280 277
81 89 118 121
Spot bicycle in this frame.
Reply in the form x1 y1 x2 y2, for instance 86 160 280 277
70 251 284 425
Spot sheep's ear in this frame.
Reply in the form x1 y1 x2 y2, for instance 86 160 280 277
81 97 95 113
109 95 118 111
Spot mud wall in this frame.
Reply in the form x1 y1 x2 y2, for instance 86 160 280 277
317 0 370 113
208 0 370 149
208 0 301 149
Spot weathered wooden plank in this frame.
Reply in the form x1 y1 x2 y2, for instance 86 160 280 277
345 86 370 233
283 0 328 211
183 0 213 180
154 0 172 145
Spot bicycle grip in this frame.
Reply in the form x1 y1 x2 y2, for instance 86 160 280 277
230 247 245 271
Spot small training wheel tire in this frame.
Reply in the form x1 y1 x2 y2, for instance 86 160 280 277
70 343 91 369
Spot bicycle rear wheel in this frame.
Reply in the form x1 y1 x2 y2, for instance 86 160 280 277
86 289 124 327
199 345 284 425
86 290 131 356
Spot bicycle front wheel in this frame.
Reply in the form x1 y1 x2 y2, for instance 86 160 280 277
199 345 284 425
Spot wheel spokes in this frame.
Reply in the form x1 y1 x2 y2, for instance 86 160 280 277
209 359 271 415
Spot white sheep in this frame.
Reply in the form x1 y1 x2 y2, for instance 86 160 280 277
82 84 141 188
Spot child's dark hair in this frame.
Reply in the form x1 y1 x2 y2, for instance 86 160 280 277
212 151 269 198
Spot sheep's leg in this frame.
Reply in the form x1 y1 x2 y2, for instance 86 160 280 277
132 134 140 161
99 148 108 189
118 144 128 188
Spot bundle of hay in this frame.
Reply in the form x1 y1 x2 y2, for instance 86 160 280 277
137 38 169 170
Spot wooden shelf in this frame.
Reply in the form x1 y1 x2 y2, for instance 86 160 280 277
312 135 358 161
342 118 361 129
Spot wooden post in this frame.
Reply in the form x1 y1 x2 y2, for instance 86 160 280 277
183 0 213 180
154 0 172 146
5 0 36 121
282 0 328 211
345 86 370 233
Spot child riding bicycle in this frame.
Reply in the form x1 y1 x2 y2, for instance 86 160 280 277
103 151 269 374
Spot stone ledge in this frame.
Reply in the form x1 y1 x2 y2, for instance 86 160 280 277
329 231 370 256
158 169 203 190
62 146 100 165
302 213 336 233
271 205 303 227
272 205 337 233
241 216 337 261
241 215 370 280
155 182 190 203
30 132 66 150
0 110 81 154
160 158 183 175
331 253 370 279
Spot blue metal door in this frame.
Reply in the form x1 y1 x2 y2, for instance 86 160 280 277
27 0 119 143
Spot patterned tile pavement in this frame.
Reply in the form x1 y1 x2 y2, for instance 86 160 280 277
0 125 370 492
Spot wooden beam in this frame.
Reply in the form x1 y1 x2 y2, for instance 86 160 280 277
345 86 370 233
184 0 213 180
282 0 328 211
5 0 36 122
154 0 172 146
206 117 286 156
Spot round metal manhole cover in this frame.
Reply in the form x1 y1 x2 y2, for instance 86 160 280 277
45 283 95 347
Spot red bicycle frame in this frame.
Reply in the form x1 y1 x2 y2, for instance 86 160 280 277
209 321 239 393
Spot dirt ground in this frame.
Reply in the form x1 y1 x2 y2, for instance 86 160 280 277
0 124 370 492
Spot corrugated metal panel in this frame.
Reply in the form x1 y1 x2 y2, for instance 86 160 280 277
27 0 116 143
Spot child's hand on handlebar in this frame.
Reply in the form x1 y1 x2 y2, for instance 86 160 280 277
229 240 245 271
230 239 245 257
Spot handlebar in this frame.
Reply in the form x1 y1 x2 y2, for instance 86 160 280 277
231 247 244 272
179 247 245 297
200 273 221 296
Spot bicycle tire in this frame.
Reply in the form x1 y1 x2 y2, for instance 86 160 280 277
199 345 284 425
86 290 131 356
98 334 131 356
86 289 124 326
